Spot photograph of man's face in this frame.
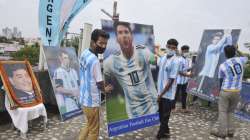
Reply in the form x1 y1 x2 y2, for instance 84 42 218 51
44 47 82 120
59 52 70 70
101 19 155 59
1 63 36 105
10 68 33 93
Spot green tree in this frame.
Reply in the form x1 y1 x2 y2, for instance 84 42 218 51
60 36 79 54
70 36 79 53
10 44 40 66
0 36 12 44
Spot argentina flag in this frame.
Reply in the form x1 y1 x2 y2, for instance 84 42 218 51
39 0 91 47
59 0 92 42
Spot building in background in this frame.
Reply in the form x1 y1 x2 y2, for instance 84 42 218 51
0 43 24 60
1 27 22 39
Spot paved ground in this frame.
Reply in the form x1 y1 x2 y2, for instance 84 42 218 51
0 103 250 140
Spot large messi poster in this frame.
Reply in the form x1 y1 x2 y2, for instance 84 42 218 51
187 29 241 101
235 82 250 122
44 47 82 121
101 20 159 137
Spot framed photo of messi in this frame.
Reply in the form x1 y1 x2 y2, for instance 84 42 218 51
187 29 241 101
0 60 43 109
43 47 82 121
102 20 159 137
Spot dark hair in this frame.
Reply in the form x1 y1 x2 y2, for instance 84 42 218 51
91 29 110 42
224 45 236 58
113 21 132 34
181 45 190 51
167 38 178 47
4 64 27 77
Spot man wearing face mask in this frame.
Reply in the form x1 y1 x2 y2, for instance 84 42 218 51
172 45 192 113
103 21 158 118
78 29 113 140
156 39 180 139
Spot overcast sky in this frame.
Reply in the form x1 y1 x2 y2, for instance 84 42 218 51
0 0 250 52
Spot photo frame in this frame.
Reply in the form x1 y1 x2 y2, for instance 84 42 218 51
0 60 43 109
43 47 82 121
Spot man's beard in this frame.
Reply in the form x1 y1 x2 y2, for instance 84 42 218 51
120 44 133 59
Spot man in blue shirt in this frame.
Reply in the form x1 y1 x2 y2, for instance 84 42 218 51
156 39 180 139
172 45 192 112
78 29 113 140
210 45 248 138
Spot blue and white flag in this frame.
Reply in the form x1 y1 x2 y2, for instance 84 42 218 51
39 0 91 47
59 0 92 43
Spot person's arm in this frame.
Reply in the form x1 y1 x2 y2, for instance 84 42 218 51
219 78 223 90
158 78 174 99
178 58 192 77
103 57 114 85
53 69 79 97
179 66 193 77
94 60 113 94
179 71 192 77
55 86 79 97
143 46 158 65
218 65 225 90
158 58 179 101
96 81 113 93
237 50 244 57
210 30 232 53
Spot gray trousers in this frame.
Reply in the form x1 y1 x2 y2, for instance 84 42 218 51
218 90 240 135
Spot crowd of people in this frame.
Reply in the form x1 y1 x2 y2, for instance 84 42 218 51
0 21 246 140
69 21 248 140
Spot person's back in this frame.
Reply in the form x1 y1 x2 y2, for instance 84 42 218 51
219 56 248 91
211 45 248 138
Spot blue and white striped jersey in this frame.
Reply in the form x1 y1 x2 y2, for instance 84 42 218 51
177 56 191 85
157 55 179 100
103 46 158 118
199 35 232 78
218 57 248 91
53 67 80 112
79 49 103 107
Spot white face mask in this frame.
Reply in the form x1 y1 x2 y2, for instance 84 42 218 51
167 49 176 57
182 52 189 57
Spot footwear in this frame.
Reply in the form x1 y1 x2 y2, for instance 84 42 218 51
20 132 27 139
210 130 227 138
156 133 170 139
156 134 170 140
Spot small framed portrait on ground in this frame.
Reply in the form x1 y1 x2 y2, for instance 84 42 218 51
0 60 43 109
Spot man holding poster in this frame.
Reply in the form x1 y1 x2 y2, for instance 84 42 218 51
104 21 158 118
211 45 248 138
79 29 113 140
